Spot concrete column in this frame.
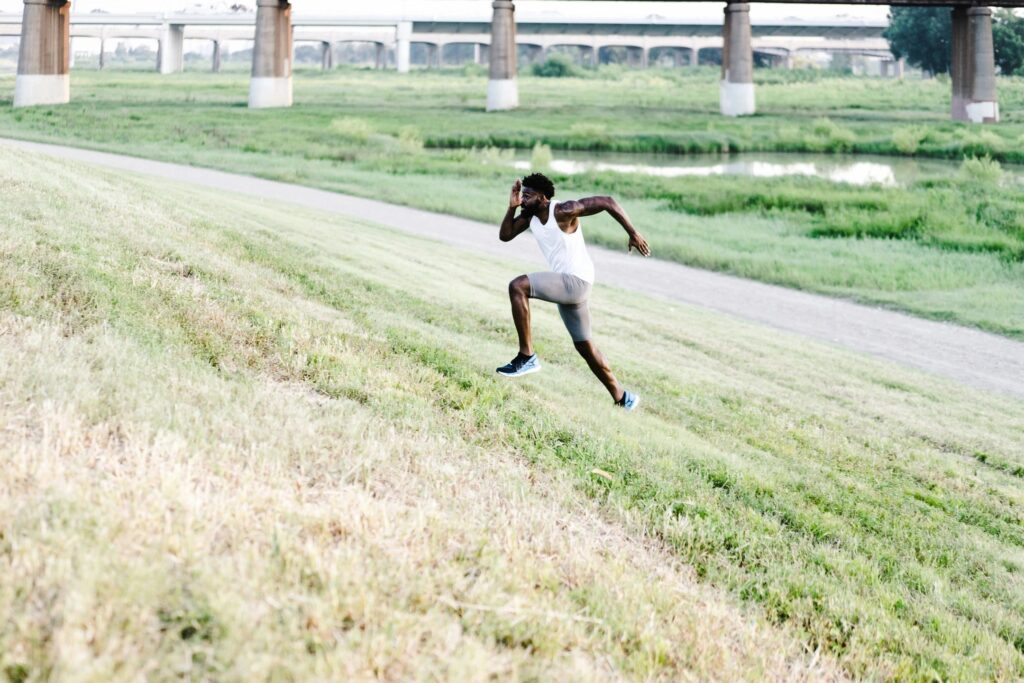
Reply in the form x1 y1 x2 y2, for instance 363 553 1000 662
487 0 517 111
720 2 755 116
158 23 183 74
640 47 649 69
951 7 968 120
968 7 998 122
473 43 482 65
692 47 701 68
784 50 794 70
212 40 221 73
375 42 385 70
320 41 332 71
98 38 105 70
951 6 998 123
590 45 599 68
14 0 70 107
396 20 411 73
896 57 905 79
249 0 292 108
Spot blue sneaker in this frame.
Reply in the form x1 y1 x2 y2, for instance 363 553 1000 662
616 389 640 411
496 353 541 377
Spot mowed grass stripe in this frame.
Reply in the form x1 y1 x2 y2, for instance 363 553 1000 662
2 148 1023 679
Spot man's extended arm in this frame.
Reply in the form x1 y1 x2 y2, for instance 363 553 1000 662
558 196 651 256
500 179 532 242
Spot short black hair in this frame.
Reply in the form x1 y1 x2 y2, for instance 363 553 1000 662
522 172 555 199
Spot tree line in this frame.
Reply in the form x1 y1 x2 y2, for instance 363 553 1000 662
886 7 1024 76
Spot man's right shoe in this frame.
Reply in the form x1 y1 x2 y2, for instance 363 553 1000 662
496 353 541 377
616 389 640 411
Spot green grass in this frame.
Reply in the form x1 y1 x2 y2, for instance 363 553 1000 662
0 68 1022 340
2 145 1024 680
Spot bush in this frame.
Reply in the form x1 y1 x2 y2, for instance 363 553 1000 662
532 53 578 78
892 127 929 155
530 142 553 171
959 155 1003 185
330 117 374 144
397 126 424 154
461 62 486 78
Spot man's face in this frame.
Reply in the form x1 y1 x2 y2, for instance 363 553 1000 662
521 185 547 212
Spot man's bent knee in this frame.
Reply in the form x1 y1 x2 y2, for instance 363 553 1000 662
509 275 531 298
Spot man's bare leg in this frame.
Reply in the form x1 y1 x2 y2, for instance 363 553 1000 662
509 275 534 356
573 340 624 401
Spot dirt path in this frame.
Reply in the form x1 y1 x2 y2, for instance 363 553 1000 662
5 137 1022 399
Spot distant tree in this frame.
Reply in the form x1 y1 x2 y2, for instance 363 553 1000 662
885 7 952 74
532 53 577 78
993 9 1024 75
294 45 321 64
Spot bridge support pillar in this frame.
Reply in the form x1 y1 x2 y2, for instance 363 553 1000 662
375 43 385 69
896 57 905 79
158 24 184 74
99 38 105 70
951 6 998 123
474 43 482 65
396 21 411 73
720 2 754 116
212 40 221 73
487 0 517 111
14 0 70 108
321 41 332 71
249 0 292 108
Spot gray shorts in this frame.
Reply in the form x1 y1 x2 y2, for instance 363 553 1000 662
527 272 593 342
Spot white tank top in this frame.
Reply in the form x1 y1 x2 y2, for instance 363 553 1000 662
529 202 596 283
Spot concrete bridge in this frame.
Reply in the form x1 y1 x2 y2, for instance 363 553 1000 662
3 0 1011 122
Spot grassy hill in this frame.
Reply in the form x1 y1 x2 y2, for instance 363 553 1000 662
1 147 1023 680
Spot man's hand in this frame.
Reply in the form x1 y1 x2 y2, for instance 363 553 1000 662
629 232 651 257
509 179 522 209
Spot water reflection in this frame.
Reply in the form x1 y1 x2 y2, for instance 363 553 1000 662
507 152 1022 188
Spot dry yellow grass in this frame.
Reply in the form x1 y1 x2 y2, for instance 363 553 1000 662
0 148 844 681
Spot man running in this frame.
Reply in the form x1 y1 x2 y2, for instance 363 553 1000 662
496 172 651 410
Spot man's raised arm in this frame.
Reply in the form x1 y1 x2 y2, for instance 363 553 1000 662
558 196 651 256
500 179 532 242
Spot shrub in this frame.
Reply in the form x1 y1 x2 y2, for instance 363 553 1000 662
892 127 928 155
397 126 423 153
461 62 486 78
568 122 609 144
532 53 578 78
530 142 553 171
959 155 1003 185
330 117 374 144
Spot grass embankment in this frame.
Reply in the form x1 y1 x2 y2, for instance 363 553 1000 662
3 148 1024 680
0 69 1022 338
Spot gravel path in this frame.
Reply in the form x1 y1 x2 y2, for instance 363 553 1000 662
5 137 1022 399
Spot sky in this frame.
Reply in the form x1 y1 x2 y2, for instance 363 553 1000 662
0 1 893 22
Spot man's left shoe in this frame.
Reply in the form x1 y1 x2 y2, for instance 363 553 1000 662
496 353 541 377
615 389 640 411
